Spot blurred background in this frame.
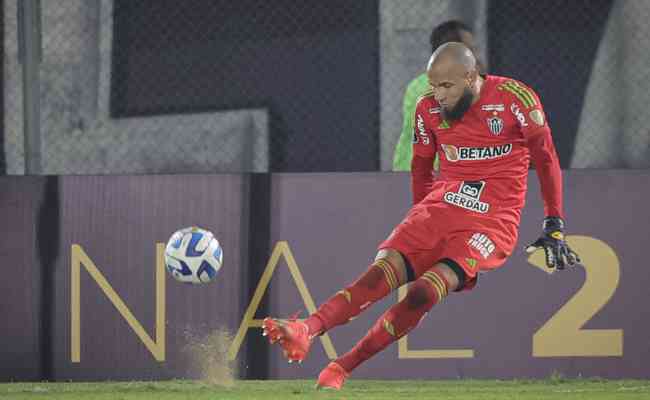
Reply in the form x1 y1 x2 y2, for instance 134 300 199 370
4 0 649 176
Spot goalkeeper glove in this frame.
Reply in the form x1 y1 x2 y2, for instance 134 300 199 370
525 216 581 270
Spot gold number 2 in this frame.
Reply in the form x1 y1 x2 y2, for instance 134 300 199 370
531 236 623 357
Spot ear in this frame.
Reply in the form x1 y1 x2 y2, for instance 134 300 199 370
467 69 478 88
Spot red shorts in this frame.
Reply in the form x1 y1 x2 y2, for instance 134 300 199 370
379 185 519 291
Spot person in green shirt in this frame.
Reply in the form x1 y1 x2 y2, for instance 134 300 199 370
392 20 482 171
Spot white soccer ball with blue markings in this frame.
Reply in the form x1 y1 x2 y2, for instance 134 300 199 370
164 227 223 284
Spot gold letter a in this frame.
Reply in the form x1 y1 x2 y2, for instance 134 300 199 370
227 241 337 360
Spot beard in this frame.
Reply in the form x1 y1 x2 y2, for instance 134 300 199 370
441 87 474 121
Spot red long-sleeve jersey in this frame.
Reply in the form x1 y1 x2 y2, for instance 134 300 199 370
411 75 563 226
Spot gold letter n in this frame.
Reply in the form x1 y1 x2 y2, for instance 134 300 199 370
71 244 166 362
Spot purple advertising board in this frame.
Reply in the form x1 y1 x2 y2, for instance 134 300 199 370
53 175 248 380
0 177 45 380
1 171 648 381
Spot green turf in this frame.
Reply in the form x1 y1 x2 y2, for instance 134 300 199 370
1 379 649 400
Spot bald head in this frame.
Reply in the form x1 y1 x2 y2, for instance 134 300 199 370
426 42 482 121
427 42 477 73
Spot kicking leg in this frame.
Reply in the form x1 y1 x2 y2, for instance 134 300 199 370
262 249 409 362
305 249 409 335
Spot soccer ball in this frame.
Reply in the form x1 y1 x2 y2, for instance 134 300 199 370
164 227 223 284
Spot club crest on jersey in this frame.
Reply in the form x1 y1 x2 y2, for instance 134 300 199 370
429 107 441 114
486 116 504 135
443 181 490 214
441 143 512 162
481 104 505 112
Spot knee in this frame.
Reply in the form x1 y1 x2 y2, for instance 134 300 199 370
405 280 435 310
374 249 408 285
432 263 460 292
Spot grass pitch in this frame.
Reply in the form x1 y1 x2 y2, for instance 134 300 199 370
1 379 649 399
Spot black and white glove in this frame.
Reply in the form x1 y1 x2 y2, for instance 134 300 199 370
525 217 581 270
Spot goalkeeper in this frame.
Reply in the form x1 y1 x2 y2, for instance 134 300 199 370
263 43 580 390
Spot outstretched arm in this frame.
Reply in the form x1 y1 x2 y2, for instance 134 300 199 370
525 123 580 270
527 126 563 218
505 78 580 269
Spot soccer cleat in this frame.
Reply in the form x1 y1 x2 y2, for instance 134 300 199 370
262 314 313 362
315 362 349 390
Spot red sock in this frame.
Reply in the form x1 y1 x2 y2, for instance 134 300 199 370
305 259 400 336
336 270 449 373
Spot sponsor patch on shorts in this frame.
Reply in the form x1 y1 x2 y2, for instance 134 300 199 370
468 233 496 259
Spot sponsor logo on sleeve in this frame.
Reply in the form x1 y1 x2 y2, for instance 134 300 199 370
416 114 430 144
417 114 425 134
510 103 528 128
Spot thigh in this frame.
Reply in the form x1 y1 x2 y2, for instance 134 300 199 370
381 200 518 291
378 203 454 281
